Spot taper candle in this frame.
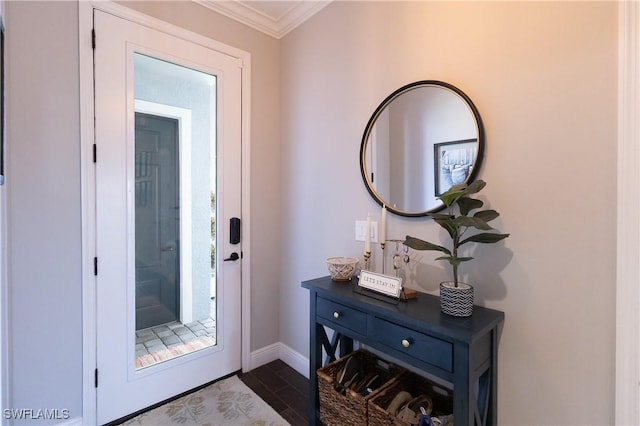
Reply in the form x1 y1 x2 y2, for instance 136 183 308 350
365 213 371 253
381 204 387 244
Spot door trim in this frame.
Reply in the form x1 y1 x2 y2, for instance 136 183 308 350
616 1 640 423
79 2 251 423
134 100 195 325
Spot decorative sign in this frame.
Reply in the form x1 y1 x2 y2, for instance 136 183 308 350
358 270 402 298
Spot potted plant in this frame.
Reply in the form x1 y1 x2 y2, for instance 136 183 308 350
403 180 509 317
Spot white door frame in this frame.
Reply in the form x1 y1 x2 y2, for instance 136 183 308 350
78 2 251 423
134 100 196 325
0 0 5 420
0 2 6 419
616 1 640 424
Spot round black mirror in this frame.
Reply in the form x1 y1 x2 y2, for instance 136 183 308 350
360 80 485 216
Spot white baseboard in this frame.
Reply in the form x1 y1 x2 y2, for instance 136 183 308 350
248 342 280 369
278 343 310 379
249 342 309 379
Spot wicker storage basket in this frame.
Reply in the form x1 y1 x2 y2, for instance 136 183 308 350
317 349 404 426
368 371 453 426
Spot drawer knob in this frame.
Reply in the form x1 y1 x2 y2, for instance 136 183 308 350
333 311 341 319
401 339 411 348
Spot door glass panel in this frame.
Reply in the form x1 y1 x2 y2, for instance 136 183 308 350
133 53 217 370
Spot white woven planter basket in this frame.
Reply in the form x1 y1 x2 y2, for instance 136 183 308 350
440 282 474 317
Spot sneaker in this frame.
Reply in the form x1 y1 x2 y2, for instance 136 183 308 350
397 395 433 425
386 390 412 415
360 374 382 395
432 414 454 426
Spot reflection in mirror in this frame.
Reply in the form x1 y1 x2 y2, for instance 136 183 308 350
360 81 484 216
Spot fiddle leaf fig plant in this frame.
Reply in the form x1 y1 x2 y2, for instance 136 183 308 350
404 180 509 287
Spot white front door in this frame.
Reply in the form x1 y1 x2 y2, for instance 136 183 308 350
93 10 243 424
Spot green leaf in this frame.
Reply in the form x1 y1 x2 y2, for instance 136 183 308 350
454 216 493 230
464 180 486 196
437 182 471 206
459 232 510 246
434 217 458 240
445 183 468 194
436 256 474 267
457 196 483 216
474 209 500 223
434 255 453 262
438 180 486 208
438 190 464 207
404 235 451 254
430 213 453 221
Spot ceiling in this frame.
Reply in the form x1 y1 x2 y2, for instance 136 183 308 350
195 1 332 39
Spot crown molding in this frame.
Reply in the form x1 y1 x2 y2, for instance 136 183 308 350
195 1 331 39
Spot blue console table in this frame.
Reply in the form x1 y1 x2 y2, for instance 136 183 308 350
302 276 504 426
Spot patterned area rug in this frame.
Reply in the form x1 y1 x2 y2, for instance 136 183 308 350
120 375 290 426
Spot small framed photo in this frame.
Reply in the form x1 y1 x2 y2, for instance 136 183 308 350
434 139 477 196
357 270 402 299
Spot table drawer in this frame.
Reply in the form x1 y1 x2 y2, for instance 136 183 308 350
316 297 367 335
371 317 453 372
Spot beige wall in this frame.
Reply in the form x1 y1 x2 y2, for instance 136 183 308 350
3 0 618 424
5 1 83 417
280 2 617 424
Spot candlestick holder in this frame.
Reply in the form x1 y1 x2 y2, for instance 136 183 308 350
363 250 371 270
380 241 386 274
386 239 405 278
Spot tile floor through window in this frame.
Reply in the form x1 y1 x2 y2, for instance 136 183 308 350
135 316 216 369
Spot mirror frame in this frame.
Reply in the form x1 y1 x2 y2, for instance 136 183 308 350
359 80 485 217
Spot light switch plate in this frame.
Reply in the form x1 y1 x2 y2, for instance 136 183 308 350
355 220 378 243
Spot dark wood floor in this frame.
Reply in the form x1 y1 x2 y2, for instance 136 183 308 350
239 359 309 426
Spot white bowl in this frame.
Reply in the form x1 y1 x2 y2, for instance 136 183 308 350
326 257 359 282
